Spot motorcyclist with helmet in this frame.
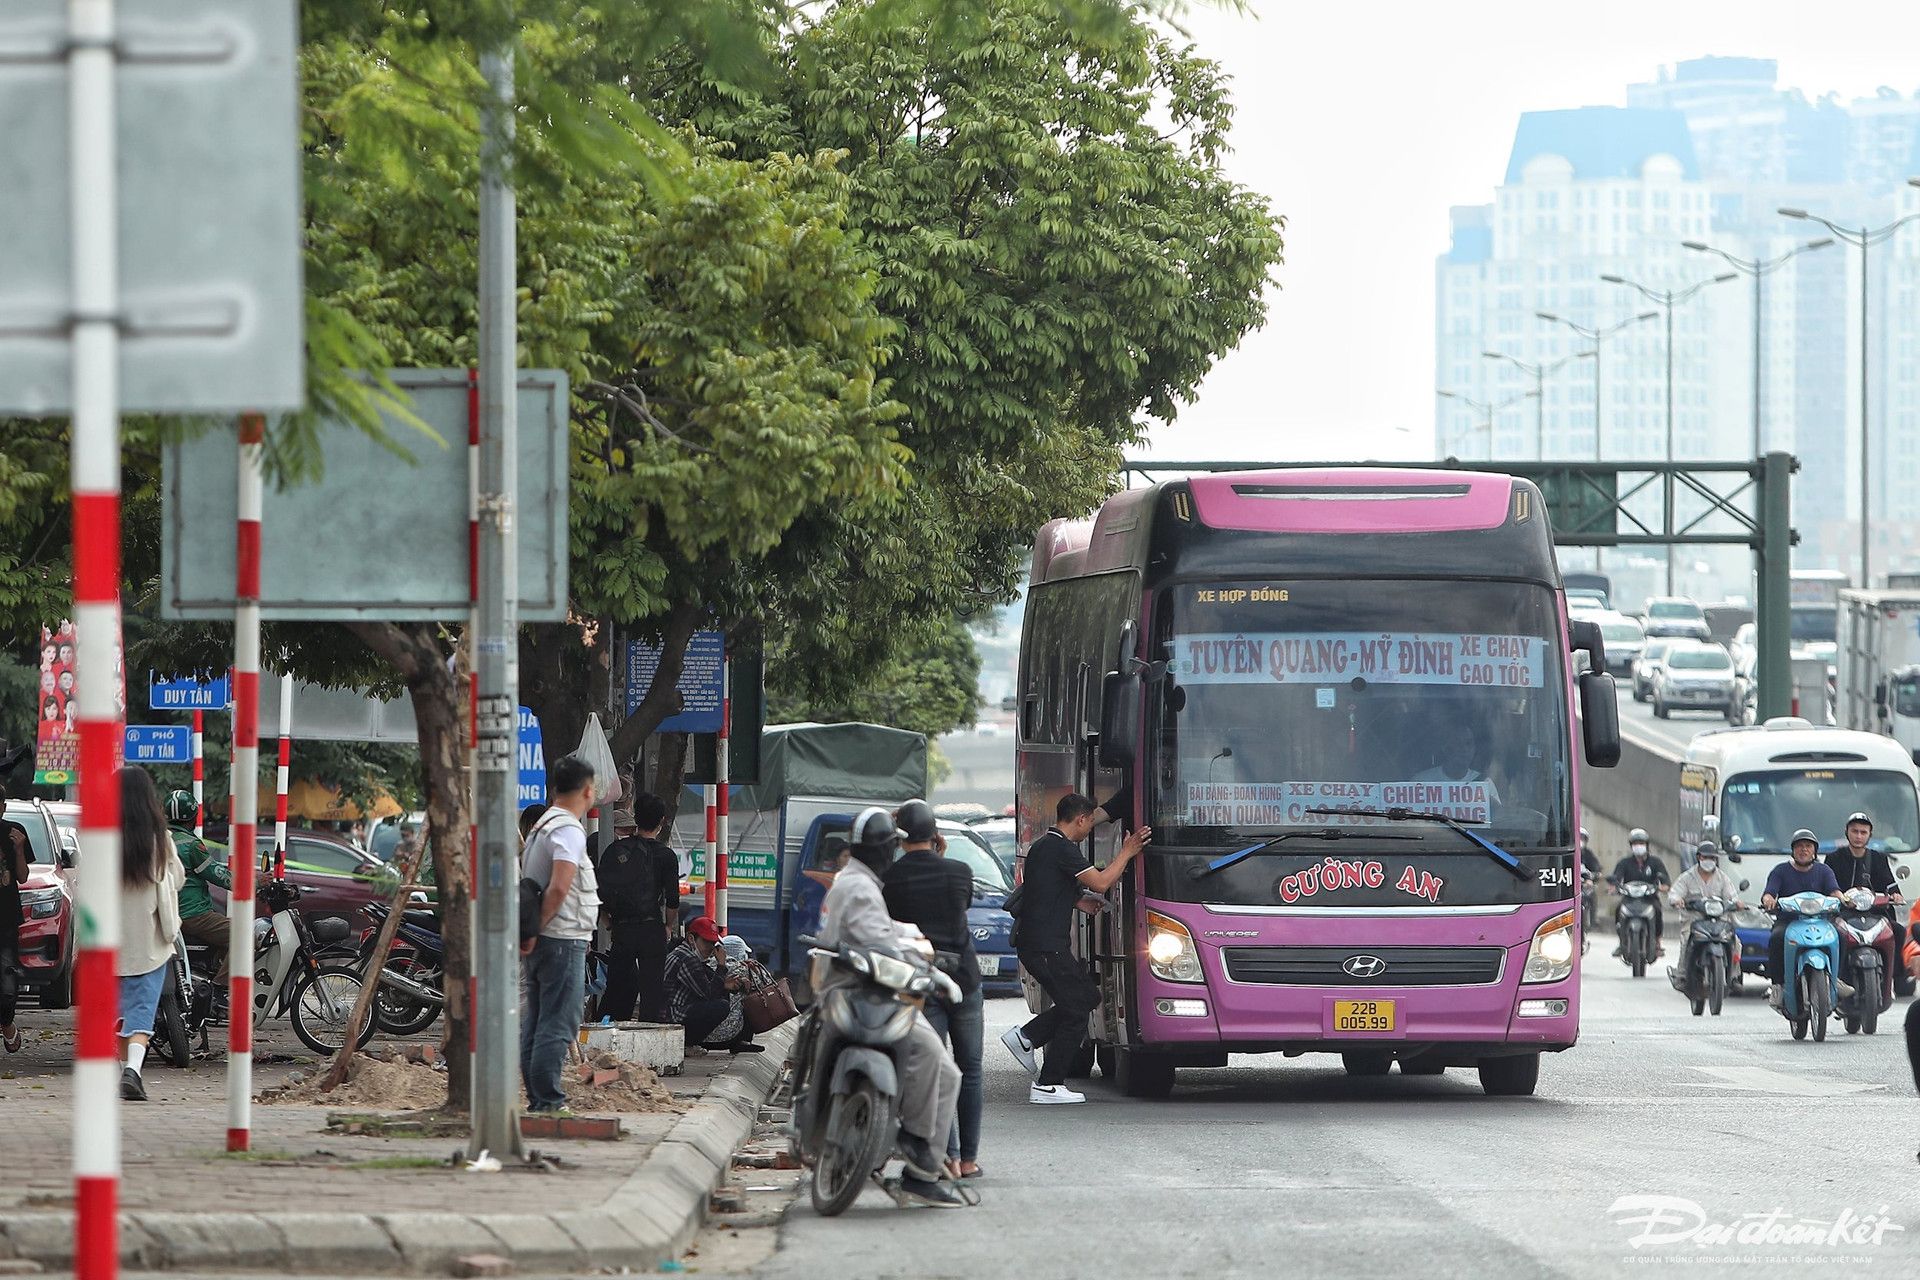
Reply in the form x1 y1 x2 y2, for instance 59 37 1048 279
165 789 232 980
1607 828 1671 957
1666 841 1742 991
1762 828 1846 1010
818 807 965 1208
1579 828 1601 878
1823 811 1911 996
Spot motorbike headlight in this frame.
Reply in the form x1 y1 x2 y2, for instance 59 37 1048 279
1702 899 1726 918
1523 910 1578 985
1845 888 1876 911
1145 910 1204 984
867 952 918 992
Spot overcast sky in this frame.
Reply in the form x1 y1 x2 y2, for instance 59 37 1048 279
1138 0 1920 466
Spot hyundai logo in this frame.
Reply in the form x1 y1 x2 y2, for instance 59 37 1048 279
1342 954 1388 978
972 926 993 941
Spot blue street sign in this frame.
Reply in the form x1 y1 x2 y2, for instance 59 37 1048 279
150 670 231 711
124 725 192 765
517 707 546 807
624 631 724 734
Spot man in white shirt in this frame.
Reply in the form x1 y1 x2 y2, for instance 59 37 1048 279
520 753 601 1113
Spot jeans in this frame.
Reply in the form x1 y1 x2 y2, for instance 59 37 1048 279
1017 949 1099 1087
600 919 668 1022
521 936 588 1112
926 985 984 1162
681 996 734 1046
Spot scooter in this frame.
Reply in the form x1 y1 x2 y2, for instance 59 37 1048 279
1671 895 1736 1016
787 931 974 1216
1834 888 1896 1036
356 903 448 1037
1774 891 1843 1043
251 880 379 1054
154 933 213 1068
1614 880 1660 977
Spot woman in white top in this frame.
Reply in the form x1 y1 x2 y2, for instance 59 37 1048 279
118 767 185 1101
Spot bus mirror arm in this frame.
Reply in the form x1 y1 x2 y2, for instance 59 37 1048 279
1569 619 1607 673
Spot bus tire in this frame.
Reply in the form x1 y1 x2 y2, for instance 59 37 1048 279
1477 1053 1540 1097
1114 1047 1175 1099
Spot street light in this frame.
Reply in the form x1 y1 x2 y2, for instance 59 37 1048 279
1436 388 1535 458
1780 196 1920 588
1682 236 1834 459
1480 348 1594 460
1600 270 1739 594
1535 309 1659 461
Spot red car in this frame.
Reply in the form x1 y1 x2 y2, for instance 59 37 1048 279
7 800 76 1010
203 826 408 929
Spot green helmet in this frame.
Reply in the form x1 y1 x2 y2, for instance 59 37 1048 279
163 790 197 826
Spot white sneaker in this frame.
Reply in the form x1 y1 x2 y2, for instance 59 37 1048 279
1000 1027 1038 1077
1029 1083 1085 1105
1837 979 1857 999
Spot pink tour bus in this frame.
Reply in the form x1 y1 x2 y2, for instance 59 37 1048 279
1015 467 1621 1097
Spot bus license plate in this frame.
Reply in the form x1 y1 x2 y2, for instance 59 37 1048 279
978 955 1001 976
1333 1000 1396 1033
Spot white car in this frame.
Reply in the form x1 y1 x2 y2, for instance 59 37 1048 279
1591 612 1645 677
1652 642 1736 718
1631 638 1677 703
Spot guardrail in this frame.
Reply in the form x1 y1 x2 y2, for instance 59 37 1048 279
1580 726 1683 866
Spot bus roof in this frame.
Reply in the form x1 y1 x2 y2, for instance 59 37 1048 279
1684 719 1919 779
1031 468 1542 585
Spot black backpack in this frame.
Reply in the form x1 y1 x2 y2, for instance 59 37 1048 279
598 835 662 921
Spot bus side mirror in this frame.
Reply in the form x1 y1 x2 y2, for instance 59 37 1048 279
1578 671 1621 767
1569 619 1607 674
1098 670 1140 770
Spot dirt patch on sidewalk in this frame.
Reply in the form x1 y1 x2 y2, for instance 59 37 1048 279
261 1049 684 1115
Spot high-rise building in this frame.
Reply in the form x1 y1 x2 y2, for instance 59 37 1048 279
1438 59 1920 581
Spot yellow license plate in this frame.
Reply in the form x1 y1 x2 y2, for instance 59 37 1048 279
1333 999 1396 1033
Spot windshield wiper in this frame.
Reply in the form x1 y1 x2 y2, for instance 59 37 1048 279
1190 829 1417 880
1302 806 1528 880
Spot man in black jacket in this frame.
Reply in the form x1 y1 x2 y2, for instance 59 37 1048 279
597 794 683 1021
884 800 983 1178
1826 811 1910 995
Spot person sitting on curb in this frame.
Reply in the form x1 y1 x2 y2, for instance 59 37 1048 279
662 916 761 1054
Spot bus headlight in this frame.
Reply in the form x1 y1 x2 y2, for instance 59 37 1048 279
1145 910 1204 984
1522 910 1577 984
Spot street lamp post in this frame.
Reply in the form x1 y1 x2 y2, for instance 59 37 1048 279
1534 310 1659 461
1481 348 1594 460
1681 236 1834 459
1436 388 1534 458
1778 198 1920 588
1600 271 1738 594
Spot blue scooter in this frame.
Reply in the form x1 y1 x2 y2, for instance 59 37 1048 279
1774 891 1843 1043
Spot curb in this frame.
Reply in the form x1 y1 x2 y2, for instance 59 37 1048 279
0 1022 795 1276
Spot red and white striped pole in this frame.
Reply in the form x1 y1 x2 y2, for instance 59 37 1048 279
702 781 717 922
227 413 266 1152
191 710 205 837
273 671 292 882
715 659 730 930
69 0 123 1272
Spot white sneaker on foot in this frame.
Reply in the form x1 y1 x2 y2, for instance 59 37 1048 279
1837 979 1857 999
1029 1083 1085 1105
1000 1027 1038 1077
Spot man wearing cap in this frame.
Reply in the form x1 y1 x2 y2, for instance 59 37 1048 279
1825 811 1910 995
1761 829 1845 1009
662 915 758 1052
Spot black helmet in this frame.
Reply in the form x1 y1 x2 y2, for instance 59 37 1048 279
1695 840 1720 860
851 807 901 852
895 799 937 844
164 790 197 826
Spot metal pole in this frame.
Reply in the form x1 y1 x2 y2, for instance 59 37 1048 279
68 0 121 1268
228 414 264 1152
1591 342 1604 571
1758 451 1794 719
273 671 292 881
1750 267 1763 459
468 31 523 1163
703 783 718 920
1664 298 1676 595
1535 367 1545 460
1859 236 1871 588
716 659 730 929
191 709 204 838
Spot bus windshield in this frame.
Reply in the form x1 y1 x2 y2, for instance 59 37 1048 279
1790 608 1836 645
1151 579 1572 847
1720 769 1920 854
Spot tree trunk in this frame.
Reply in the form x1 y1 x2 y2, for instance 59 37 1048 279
648 732 688 822
519 624 589 777
344 620 473 1112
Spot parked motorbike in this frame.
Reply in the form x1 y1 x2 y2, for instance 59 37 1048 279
1614 880 1659 977
253 880 378 1054
356 903 447 1036
787 931 973 1216
1834 888 1896 1036
1670 895 1735 1016
154 933 213 1068
1774 891 1843 1043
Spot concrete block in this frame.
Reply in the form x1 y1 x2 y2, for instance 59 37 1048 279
276 1213 402 1273
551 1211 658 1271
470 1215 579 1274
451 1252 512 1277
376 1213 505 1272
0 1216 73 1269
582 1023 685 1073
129 1212 286 1270
0 1261 44 1274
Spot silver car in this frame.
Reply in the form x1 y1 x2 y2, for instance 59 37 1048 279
1631 638 1677 703
1652 642 1736 719
1594 613 1645 677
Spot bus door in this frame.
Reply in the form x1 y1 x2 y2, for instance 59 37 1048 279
1076 658 1134 1048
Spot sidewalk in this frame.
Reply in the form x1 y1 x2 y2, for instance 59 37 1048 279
0 1006 792 1274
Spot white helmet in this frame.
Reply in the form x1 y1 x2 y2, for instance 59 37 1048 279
1628 827 1649 847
